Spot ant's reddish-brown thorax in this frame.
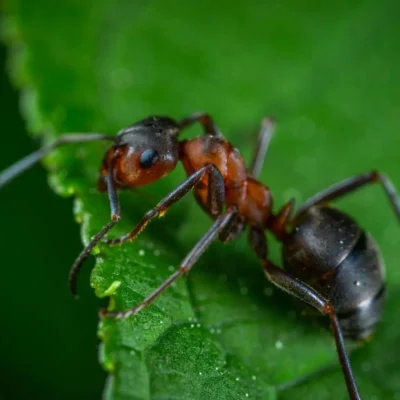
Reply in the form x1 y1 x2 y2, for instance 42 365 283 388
179 135 273 226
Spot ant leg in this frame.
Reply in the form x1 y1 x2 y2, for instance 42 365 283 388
177 112 222 136
0 133 114 189
101 207 237 319
295 171 400 222
248 229 361 400
104 163 225 245
263 261 361 400
267 198 296 241
218 213 246 243
68 166 120 296
249 118 276 179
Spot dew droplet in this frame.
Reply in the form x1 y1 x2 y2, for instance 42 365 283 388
138 249 145 256
236 377 240 381
252 375 257 380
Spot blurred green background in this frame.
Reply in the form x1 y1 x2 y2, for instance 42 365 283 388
1 1 400 399
0 44 105 399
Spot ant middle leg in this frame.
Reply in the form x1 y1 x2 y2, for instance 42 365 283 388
101 206 237 319
177 112 222 136
249 117 276 179
218 212 246 243
104 163 225 245
294 171 400 222
248 228 361 400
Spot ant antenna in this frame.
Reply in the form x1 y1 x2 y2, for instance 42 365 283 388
0 133 114 189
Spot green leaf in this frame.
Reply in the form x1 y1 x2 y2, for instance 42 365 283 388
4 1 400 399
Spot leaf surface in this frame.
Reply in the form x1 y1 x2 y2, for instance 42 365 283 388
5 1 400 399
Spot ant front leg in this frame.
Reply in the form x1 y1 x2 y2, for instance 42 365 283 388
104 163 225 245
177 112 222 136
68 164 121 296
70 162 224 295
101 207 237 319
294 171 400 223
248 228 362 400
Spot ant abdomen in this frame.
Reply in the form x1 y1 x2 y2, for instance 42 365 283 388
283 206 386 339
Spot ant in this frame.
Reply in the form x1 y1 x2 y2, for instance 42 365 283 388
1 113 399 400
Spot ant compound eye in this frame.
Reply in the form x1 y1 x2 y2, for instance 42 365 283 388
139 149 159 169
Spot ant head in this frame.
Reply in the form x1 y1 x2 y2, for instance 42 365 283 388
99 116 180 189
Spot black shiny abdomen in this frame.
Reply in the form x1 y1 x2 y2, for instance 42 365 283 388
282 206 386 339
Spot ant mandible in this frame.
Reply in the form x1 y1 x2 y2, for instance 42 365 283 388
1 113 399 400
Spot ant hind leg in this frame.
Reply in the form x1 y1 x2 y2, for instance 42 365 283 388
294 171 400 223
248 228 361 400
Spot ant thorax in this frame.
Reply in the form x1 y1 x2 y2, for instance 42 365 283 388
179 134 272 225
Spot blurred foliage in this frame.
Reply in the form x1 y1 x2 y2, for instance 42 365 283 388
2 0 400 399
0 45 105 398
